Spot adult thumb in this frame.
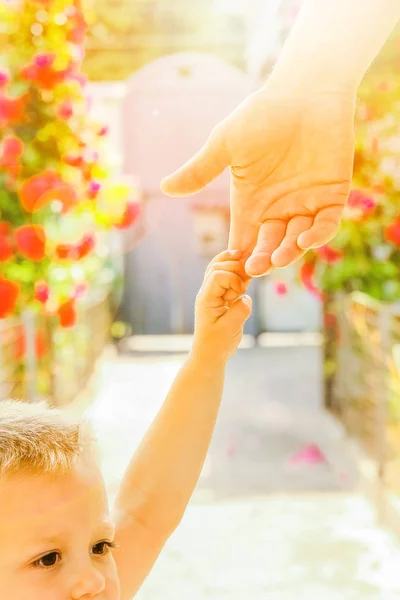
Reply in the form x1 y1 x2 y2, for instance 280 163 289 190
160 124 230 197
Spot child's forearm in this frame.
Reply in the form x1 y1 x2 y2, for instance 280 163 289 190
268 0 400 96
114 352 225 537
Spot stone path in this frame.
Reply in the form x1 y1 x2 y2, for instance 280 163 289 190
138 495 400 600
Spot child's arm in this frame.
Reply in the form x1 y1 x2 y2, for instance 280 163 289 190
112 250 251 599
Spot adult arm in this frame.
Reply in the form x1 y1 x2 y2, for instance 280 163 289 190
161 0 400 275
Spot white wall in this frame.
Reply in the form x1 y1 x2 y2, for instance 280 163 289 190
258 267 322 333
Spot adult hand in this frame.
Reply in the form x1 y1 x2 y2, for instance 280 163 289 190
161 86 356 276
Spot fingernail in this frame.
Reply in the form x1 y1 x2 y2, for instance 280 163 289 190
229 250 241 257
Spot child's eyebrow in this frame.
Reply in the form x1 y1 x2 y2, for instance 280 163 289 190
25 532 66 550
25 518 115 550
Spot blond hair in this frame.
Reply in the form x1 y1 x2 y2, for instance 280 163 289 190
0 399 96 478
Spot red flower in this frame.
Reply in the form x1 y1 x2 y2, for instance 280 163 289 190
0 222 11 236
98 125 108 137
73 283 87 300
67 72 88 87
82 164 93 182
76 234 95 259
115 202 140 229
15 327 48 360
34 54 54 69
315 245 343 264
57 101 74 120
0 230 13 261
2 136 24 158
346 189 376 220
20 171 60 212
15 225 46 261
37 183 78 214
64 153 84 168
299 262 323 301
67 11 87 44
0 69 10 89
58 300 77 328
21 53 70 90
299 262 315 281
88 181 101 199
20 171 77 213
55 243 78 260
56 234 95 261
0 277 20 318
34 281 50 304
0 94 25 124
0 136 24 176
385 220 400 246
275 282 288 296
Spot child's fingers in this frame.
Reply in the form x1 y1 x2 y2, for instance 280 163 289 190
223 288 240 302
205 260 247 283
199 270 245 307
226 294 252 326
204 249 242 277
208 249 242 267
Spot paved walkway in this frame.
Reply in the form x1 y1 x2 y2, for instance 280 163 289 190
138 495 400 600
83 345 400 598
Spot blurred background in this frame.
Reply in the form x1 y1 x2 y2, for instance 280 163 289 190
2 0 400 598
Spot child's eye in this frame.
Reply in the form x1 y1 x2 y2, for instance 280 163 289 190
33 552 61 569
91 541 117 556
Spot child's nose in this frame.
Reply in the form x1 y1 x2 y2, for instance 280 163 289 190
70 563 106 599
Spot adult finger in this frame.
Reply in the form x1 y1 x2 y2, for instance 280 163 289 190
228 206 259 259
271 216 313 268
160 123 230 197
245 220 287 277
297 205 344 249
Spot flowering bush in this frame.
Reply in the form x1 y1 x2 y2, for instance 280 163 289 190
0 0 140 328
298 26 400 304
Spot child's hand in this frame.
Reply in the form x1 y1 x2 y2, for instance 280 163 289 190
192 250 252 364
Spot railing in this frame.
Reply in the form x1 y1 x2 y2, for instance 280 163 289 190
0 317 26 400
327 292 400 499
0 294 110 407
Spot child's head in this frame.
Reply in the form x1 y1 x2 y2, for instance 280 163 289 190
0 399 120 600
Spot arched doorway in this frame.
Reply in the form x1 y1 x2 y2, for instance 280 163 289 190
120 52 255 334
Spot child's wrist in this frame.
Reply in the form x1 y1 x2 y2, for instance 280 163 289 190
189 341 228 371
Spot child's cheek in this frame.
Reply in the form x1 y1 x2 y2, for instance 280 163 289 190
101 567 120 600
103 565 120 600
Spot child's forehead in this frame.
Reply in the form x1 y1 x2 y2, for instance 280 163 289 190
0 470 113 569
0 463 109 529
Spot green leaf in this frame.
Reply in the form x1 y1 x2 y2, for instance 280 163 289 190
7 81 29 97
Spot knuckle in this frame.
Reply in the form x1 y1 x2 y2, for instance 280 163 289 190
209 270 222 282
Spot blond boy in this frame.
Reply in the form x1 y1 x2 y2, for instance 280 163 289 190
0 250 251 600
